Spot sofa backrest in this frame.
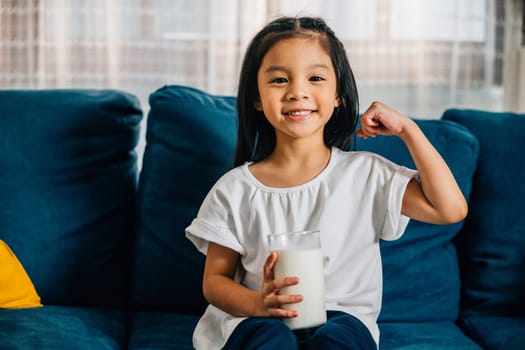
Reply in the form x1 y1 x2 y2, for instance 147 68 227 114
133 85 236 313
133 85 479 322
0 89 142 308
443 109 525 317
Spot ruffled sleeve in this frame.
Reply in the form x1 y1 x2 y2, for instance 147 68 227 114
186 218 245 256
381 165 418 241
185 170 246 256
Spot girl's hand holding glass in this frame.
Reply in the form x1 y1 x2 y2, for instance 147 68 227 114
259 251 303 318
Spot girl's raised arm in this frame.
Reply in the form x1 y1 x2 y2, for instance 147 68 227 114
357 102 468 224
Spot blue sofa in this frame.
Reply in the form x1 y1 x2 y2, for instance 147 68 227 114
0 85 523 349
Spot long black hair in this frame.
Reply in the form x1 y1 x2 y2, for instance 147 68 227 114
233 16 359 167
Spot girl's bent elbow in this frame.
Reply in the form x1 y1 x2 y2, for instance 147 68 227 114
459 203 469 221
444 202 468 224
202 279 214 305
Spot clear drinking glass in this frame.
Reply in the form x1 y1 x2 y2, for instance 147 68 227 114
267 230 327 330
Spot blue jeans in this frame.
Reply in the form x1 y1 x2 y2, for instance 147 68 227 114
222 311 376 350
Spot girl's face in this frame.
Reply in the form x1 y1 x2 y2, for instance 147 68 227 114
256 37 339 145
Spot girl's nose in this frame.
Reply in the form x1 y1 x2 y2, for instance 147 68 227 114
286 82 309 101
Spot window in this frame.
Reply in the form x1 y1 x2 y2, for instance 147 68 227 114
0 0 513 119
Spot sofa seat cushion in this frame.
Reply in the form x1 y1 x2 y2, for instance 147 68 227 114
128 311 198 350
0 89 142 308
356 120 479 322
459 316 525 350
0 305 127 349
379 322 482 349
442 109 525 317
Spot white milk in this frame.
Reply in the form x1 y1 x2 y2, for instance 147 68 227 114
274 248 326 330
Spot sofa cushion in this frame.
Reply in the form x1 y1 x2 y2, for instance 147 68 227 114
442 109 525 317
0 89 142 308
459 316 525 350
133 85 236 313
128 311 198 350
356 120 479 322
379 322 482 349
0 305 127 349
0 240 42 309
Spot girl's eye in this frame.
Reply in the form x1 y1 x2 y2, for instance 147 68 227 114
310 76 324 82
271 77 287 84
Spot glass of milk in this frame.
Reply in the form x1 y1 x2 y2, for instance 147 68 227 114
267 230 326 330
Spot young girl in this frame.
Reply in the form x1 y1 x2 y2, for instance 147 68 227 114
186 16 467 349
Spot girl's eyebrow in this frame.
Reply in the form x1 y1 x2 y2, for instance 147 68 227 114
263 65 286 74
263 63 331 74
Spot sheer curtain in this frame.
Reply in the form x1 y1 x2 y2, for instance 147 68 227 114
0 0 521 158
0 0 267 106
503 0 525 112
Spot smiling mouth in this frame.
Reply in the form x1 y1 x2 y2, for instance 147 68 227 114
284 110 315 120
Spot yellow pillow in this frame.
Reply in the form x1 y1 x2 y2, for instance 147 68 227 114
0 240 42 308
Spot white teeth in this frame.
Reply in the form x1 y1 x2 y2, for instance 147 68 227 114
287 110 311 116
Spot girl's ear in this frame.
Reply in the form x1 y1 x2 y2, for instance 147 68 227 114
335 96 341 108
254 99 263 111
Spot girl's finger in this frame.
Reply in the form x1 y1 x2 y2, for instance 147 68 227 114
263 252 277 282
264 293 303 309
267 307 298 319
272 276 299 290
